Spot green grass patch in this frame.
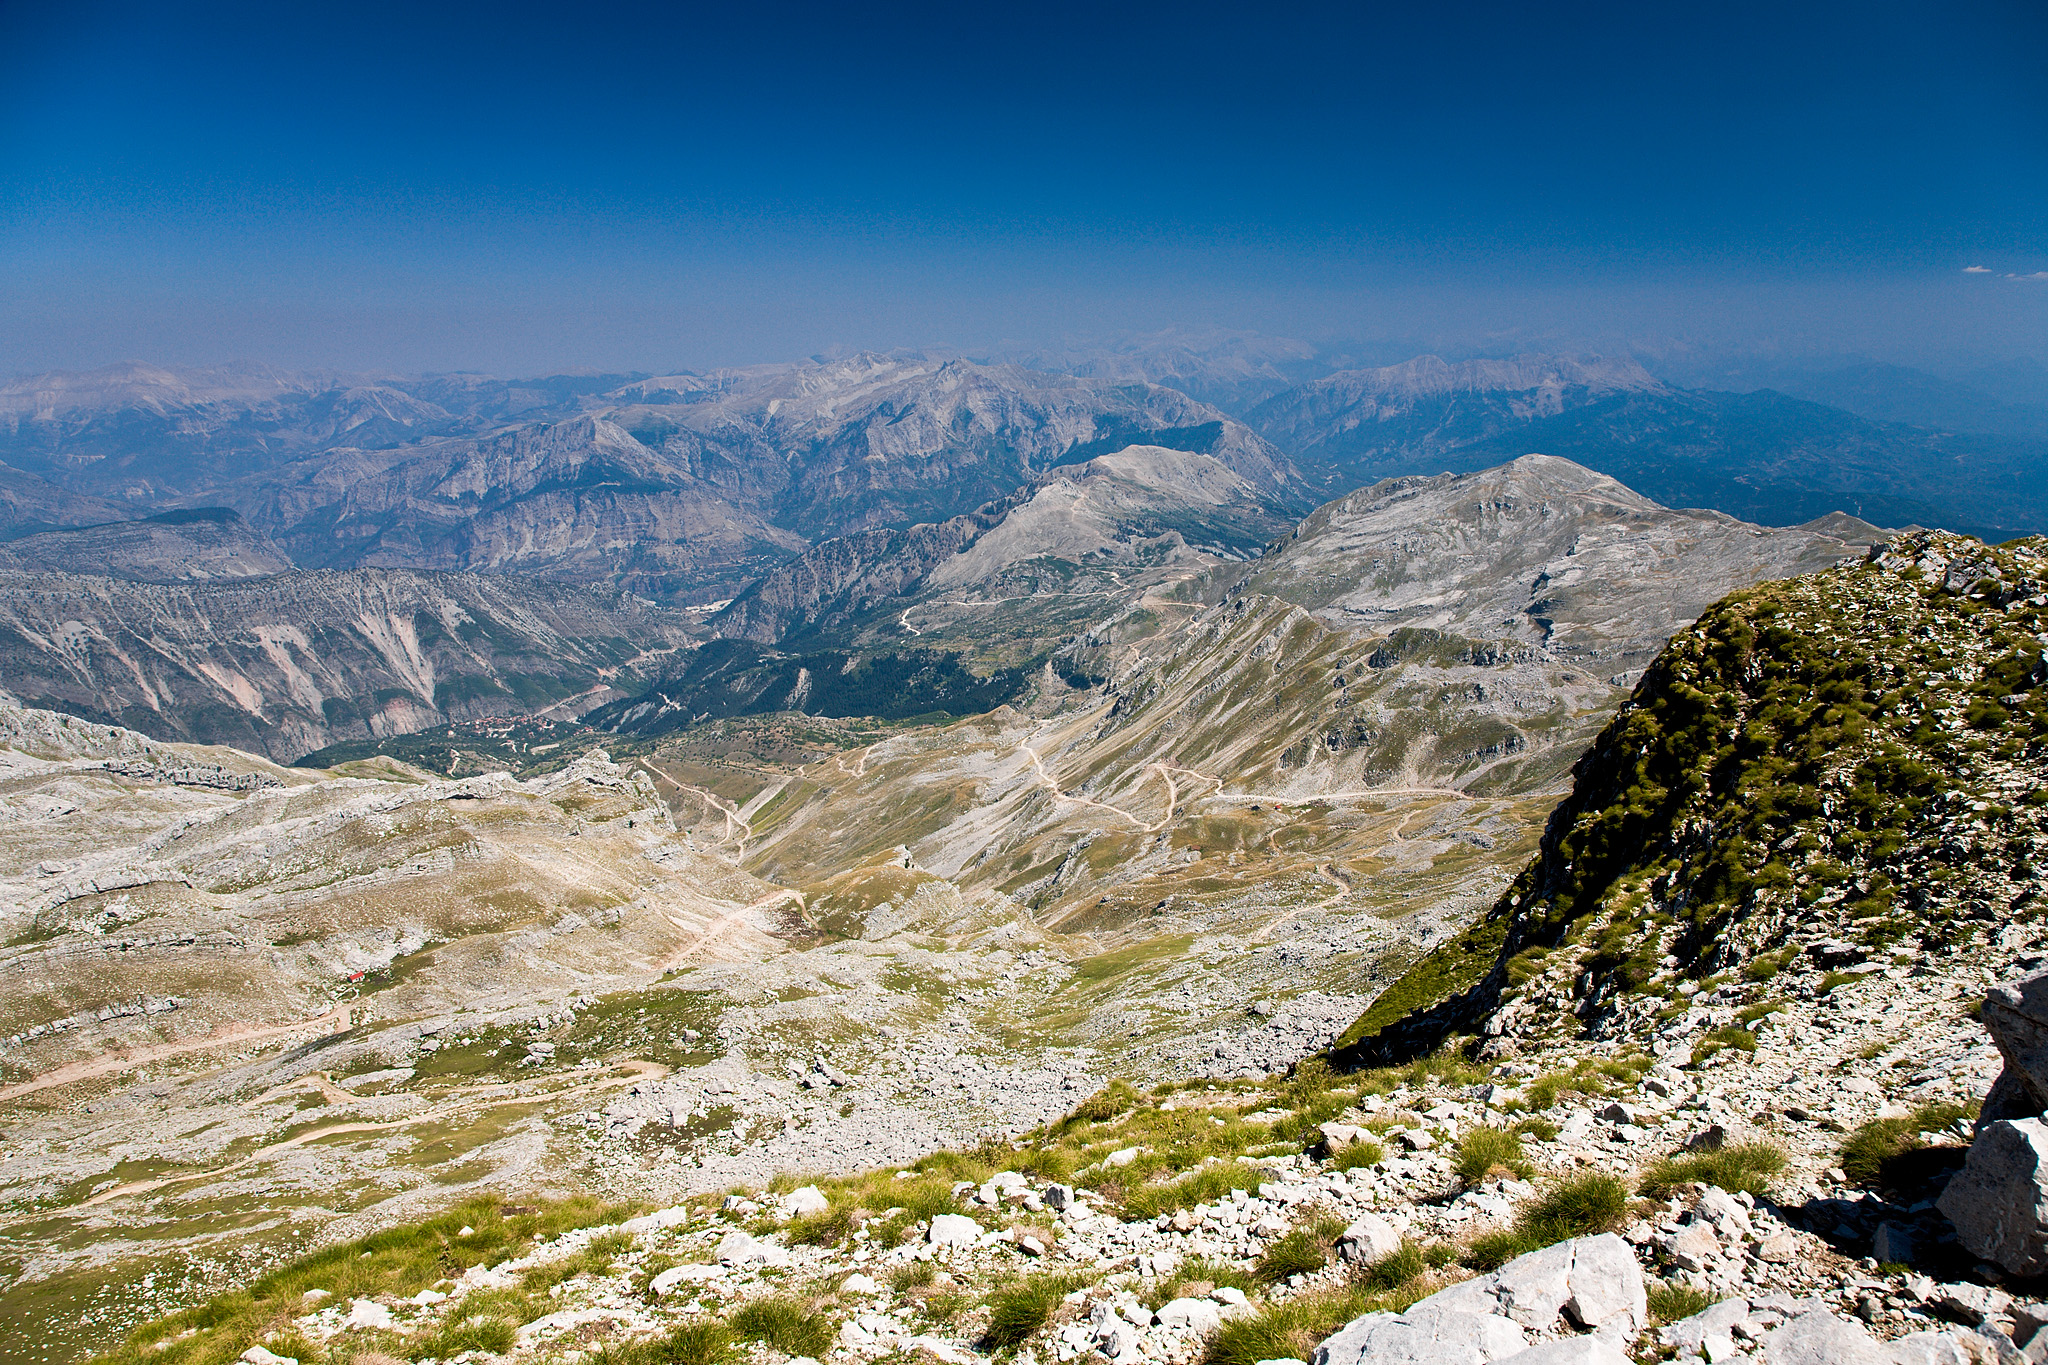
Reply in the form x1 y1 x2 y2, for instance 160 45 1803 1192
1840 1102 1975 1188
1359 1241 1426 1292
405 1314 516 1360
1252 1211 1345 1286
730 1296 834 1357
1119 1161 1269 1220
1647 1283 1716 1324
1638 1143 1785 1199
92 1194 637 1365
982 1274 1091 1352
1200 1284 1396 1365
1453 1126 1532 1183
588 1320 734 1365
1463 1174 1630 1272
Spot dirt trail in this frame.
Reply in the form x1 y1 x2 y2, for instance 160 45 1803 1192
1018 743 1152 831
1017 739 1471 836
665 887 803 961
638 764 751 849
0 1006 353 1105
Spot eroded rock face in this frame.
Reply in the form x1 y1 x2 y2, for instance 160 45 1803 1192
1937 1118 2048 1277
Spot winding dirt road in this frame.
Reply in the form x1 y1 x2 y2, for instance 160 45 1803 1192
0 1005 354 1105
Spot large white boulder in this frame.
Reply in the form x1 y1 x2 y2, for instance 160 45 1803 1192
715 1230 787 1265
1336 1211 1403 1265
928 1213 981 1246
1312 1234 1648 1365
1156 1298 1223 1334
783 1184 829 1216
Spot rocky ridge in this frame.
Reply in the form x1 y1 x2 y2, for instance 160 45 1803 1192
0 508 294 581
1333 529 2048 1064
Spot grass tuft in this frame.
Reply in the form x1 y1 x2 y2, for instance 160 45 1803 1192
1647 1283 1716 1324
588 1321 733 1365
1359 1242 1426 1292
1464 1173 1629 1271
1252 1211 1345 1286
1840 1102 1974 1188
982 1274 1091 1352
729 1297 834 1357
1638 1143 1785 1199
1453 1126 1532 1184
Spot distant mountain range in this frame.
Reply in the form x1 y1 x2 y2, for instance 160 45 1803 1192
0 356 1298 604
3 347 2043 603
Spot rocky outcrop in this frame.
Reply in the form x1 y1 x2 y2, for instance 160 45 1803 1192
1978 973 2048 1122
1332 529 2048 1066
1937 1118 2048 1277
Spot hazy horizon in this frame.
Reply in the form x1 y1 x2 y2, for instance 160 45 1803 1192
3 0 2044 380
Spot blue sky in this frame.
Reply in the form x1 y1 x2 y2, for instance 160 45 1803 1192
1 0 2043 375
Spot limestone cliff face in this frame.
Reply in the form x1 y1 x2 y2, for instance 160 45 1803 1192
0 568 693 760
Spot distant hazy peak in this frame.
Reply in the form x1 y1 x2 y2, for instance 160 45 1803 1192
1307 451 1651 525
1302 352 1662 400
0 360 355 416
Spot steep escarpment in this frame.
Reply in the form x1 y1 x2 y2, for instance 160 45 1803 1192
1334 530 2048 1064
0 568 693 760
